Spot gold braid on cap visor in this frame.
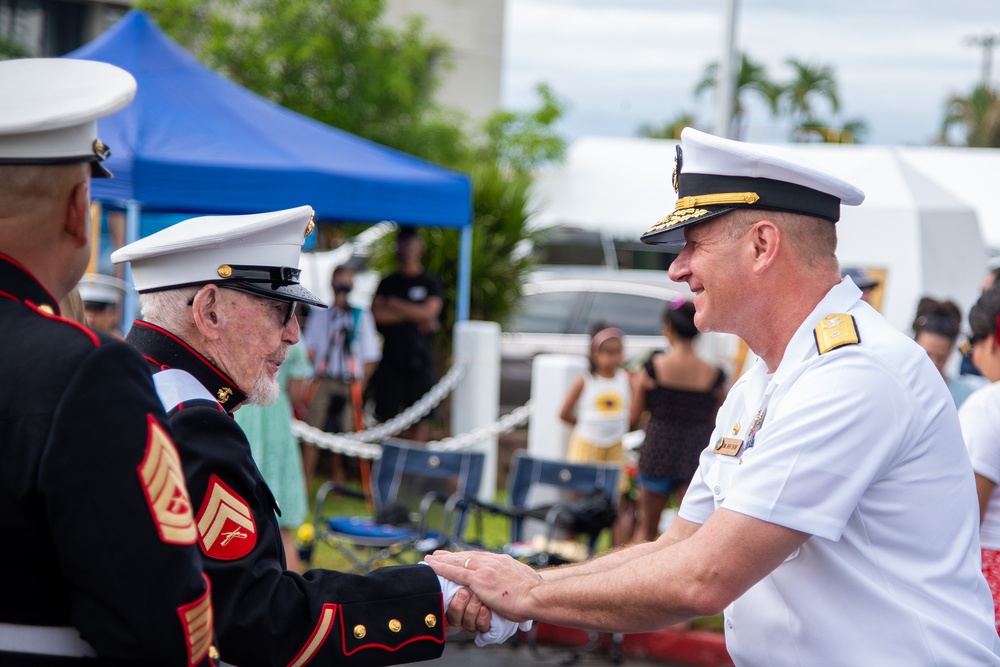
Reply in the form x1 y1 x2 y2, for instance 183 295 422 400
674 192 760 210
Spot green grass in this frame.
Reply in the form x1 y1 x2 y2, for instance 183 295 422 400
303 481 516 571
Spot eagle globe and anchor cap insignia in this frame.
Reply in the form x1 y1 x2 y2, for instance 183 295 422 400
196 474 257 559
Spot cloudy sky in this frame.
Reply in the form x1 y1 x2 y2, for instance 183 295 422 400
501 0 1000 145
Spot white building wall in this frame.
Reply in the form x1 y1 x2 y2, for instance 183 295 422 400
384 0 505 122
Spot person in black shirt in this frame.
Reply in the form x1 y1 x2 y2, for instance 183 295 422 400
370 226 444 441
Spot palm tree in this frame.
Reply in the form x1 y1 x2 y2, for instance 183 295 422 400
694 53 782 139
781 59 839 129
635 112 698 140
940 84 1000 147
791 118 868 143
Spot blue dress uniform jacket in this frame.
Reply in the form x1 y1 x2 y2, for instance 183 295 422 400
127 321 447 667
0 255 214 666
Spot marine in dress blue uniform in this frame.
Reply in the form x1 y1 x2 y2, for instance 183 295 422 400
113 208 466 667
0 59 214 666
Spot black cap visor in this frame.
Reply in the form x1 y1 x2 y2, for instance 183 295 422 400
224 280 327 309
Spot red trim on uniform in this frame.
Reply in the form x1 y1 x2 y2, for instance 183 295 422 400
28 299 100 347
195 474 257 560
285 603 338 667
177 574 214 667
0 288 18 302
0 252 61 306
133 320 245 391
339 622 445 656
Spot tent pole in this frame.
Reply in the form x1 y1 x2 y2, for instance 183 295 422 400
456 224 472 322
121 199 141 336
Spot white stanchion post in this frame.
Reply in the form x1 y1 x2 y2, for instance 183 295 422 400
527 354 588 461
523 354 589 537
450 321 500 501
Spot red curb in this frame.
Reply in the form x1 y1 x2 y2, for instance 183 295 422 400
535 622 733 667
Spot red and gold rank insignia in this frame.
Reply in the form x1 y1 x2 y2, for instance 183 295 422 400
177 575 214 667
196 475 256 560
138 415 197 545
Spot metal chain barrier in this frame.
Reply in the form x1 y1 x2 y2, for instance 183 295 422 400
291 359 468 458
340 359 468 441
291 366 534 459
426 401 533 451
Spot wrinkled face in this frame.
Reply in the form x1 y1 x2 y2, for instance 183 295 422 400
915 330 952 377
667 217 750 335
215 289 299 406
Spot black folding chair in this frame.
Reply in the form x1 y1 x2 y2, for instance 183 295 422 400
308 439 485 574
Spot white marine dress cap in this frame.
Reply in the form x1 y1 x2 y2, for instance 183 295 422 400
111 205 327 308
77 273 130 306
642 127 865 246
0 58 136 178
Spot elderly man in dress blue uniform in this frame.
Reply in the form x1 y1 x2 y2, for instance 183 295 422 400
112 207 528 667
0 59 215 665
428 128 1000 665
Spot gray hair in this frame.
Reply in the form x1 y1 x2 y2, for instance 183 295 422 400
139 286 199 330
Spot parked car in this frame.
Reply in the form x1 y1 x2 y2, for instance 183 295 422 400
499 268 741 411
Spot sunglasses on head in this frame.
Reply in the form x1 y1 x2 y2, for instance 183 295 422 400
968 314 1000 348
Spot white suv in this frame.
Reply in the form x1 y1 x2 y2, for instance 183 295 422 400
499 268 741 411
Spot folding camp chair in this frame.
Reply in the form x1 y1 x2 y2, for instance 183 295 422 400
461 450 620 563
308 439 485 574
458 450 624 663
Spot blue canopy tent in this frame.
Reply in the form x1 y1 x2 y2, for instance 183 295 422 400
65 10 473 322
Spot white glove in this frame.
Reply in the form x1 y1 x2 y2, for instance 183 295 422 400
428 567 533 646
473 615 533 648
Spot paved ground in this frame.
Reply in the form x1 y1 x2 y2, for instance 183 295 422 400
426 632 684 667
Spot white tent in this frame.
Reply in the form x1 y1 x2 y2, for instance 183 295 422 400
530 136 991 333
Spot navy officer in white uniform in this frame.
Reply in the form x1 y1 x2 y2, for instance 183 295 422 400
112 206 528 667
428 128 1000 666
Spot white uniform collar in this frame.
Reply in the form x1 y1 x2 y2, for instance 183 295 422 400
769 276 863 386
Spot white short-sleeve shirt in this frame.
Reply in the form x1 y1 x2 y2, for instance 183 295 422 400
960 382 1000 549
679 279 999 666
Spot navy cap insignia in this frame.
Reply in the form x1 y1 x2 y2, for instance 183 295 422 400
672 144 683 193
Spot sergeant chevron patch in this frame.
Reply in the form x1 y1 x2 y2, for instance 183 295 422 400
177 575 214 667
137 415 197 545
196 475 256 560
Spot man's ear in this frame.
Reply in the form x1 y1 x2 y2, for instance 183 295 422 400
749 219 780 275
64 180 90 249
191 285 224 340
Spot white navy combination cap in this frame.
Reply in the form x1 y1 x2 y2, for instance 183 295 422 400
77 273 129 306
110 205 327 308
0 58 136 178
642 127 866 246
